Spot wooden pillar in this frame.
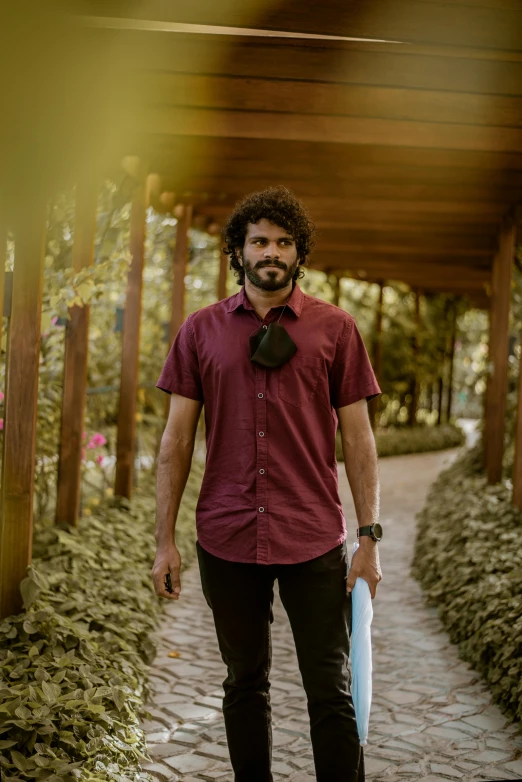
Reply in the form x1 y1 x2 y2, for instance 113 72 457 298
331 274 341 308
217 231 228 301
513 331 522 511
114 173 148 499
0 219 6 352
55 180 98 525
485 224 515 484
0 198 46 618
446 298 458 423
409 288 421 426
437 375 444 425
170 205 192 344
369 281 384 429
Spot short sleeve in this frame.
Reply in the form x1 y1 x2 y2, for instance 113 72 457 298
156 315 203 402
329 317 381 410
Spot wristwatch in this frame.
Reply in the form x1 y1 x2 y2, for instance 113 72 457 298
357 523 383 542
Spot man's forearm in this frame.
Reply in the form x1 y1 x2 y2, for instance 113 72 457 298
341 431 380 530
155 432 195 547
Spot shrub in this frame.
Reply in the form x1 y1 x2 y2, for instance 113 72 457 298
336 422 465 461
0 461 203 781
412 445 522 723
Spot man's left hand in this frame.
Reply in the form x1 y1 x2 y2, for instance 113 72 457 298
346 538 382 599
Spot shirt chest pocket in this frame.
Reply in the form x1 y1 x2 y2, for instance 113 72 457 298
278 355 325 408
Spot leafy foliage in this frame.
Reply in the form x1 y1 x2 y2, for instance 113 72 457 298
412 445 522 723
0 462 203 781
336 423 465 462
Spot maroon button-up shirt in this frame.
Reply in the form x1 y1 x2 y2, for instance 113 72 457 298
157 281 381 565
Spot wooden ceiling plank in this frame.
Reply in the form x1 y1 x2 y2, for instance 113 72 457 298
145 72 522 128
151 174 521 203
116 33 522 94
141 106 522 154
146 134 522 170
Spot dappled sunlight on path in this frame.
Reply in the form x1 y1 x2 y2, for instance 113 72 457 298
140 446 522 781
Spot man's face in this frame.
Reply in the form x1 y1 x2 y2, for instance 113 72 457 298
239 219 299 291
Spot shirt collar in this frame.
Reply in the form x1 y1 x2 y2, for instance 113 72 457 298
225 281 304 317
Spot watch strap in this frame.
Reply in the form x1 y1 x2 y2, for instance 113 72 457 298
357 525 375 539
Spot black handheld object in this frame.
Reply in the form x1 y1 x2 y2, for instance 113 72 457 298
164 572 173 594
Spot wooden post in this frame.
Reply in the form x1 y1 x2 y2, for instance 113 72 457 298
409 288 421 426
369 281 384 429
437 374 444 426
217 231 228 301
55 180 98 525
114 173 148 499
170 205 192 345
0 198 46 618
331 274 341 308
0 219 6 352
513 330 522 511
446 298 458 423
485 224 515 484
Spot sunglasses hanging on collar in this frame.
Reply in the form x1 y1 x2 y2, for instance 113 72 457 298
249 304 298 368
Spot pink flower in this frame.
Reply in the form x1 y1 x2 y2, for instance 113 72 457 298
0 419 3 431
51 316 58 326
82 431 87 440
96 454 104 465
87 433 107 449
0 391 4 401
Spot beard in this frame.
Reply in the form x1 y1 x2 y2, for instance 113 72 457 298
242 257 300 291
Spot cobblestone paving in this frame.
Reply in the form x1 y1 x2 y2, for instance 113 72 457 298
140 447 522 781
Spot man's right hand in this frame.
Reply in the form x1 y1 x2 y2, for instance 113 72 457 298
152 544 182 600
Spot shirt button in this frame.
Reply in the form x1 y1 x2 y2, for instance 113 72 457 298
258 393 263 398
259 431 264 437
259 468 265 474
259 507 264 512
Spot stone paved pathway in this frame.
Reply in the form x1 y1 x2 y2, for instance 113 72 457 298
140 446 522 781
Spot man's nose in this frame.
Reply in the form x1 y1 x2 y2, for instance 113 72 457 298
263 243 280 257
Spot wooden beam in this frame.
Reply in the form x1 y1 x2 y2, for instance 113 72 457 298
0 198 46 618
485 224 515 484
55 179 98 526
317 259 490 288
315 242 491 258
141 106 522 154
115 172 148 499
159 174 521 205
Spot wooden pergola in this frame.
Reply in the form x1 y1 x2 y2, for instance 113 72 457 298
1 0 522 617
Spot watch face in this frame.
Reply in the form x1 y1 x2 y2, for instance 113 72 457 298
373 522 383 540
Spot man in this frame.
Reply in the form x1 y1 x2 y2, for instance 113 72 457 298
153 186 383 782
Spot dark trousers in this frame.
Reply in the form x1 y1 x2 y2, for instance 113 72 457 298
196 539 365 782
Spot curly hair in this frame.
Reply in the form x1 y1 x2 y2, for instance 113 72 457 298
223 186 316 286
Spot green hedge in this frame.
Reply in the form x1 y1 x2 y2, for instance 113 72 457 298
336 422 465 461
412 445 522 723
0 461 203 782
